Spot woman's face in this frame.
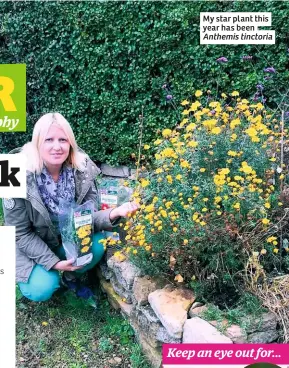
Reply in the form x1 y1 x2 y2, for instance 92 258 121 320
40 124 71 167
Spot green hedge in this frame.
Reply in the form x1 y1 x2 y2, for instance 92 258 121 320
0 1 288 165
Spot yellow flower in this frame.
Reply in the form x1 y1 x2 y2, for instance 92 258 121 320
192 213 198 221
81 246 90 253
200 168 206 172
141 178 150 188
143 144 150 150
187 141 198 148
132 249 138 255
211 127 222 135
195 90 203 97
234 176 243 181
183 239 188 245
203 119 217 130
264 202 271 209
190 101 201 112
176 174 182 180
181 99 189 106
164 201 173 209
179 120 187 129
260 249 267 255
166 175 173 184
272 241 278 246
155 153 161 160
42 321 48 326
221 93 227 98
267 236 277 243
162 129 172 138
81 237 90 246
155 168 163 174
154 139 163 145
230 118 241 129
219 168 230 175
173 227 178 232
273 248 278 254
231 91 239 97
228 150 238 157
262 219 270 225
160 147 177 159
180 160 191 169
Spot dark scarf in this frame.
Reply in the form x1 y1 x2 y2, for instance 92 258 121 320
36 165 76 216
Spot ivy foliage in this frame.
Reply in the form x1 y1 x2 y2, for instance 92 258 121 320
0 1 288 164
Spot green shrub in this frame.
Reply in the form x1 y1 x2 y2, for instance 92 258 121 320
120 89 289 306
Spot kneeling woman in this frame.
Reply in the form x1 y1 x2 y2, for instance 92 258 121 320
3 113 138 302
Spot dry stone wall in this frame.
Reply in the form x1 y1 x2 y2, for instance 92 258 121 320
97 255 279 368
97 165 279 367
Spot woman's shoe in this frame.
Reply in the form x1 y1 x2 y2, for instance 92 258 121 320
62 272 98 308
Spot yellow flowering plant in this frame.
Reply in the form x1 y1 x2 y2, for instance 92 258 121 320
58 200 95 267
122 91 289 303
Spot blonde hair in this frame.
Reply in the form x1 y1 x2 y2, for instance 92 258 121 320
22 113 87 173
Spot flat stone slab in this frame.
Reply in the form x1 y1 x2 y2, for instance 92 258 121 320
183 317 233 343
148 287 195 338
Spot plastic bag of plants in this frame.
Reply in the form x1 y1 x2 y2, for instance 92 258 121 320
58 200 94 267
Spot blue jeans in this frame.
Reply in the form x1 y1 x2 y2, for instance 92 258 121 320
18 233 105 302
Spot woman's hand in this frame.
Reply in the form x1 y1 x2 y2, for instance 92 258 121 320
52 259 83 272
109 201 140 220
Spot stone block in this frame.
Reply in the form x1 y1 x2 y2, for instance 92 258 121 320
137 331 162 368
183 317 233 343
241 312 277 333
189 305 208 318
247 330 279 343
98 261 113 281
225 324 247 343
148 287 195 338
111 276 133 304
137 305 160 324
99 278 133 317
107 256 142 291
133 276 166 306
